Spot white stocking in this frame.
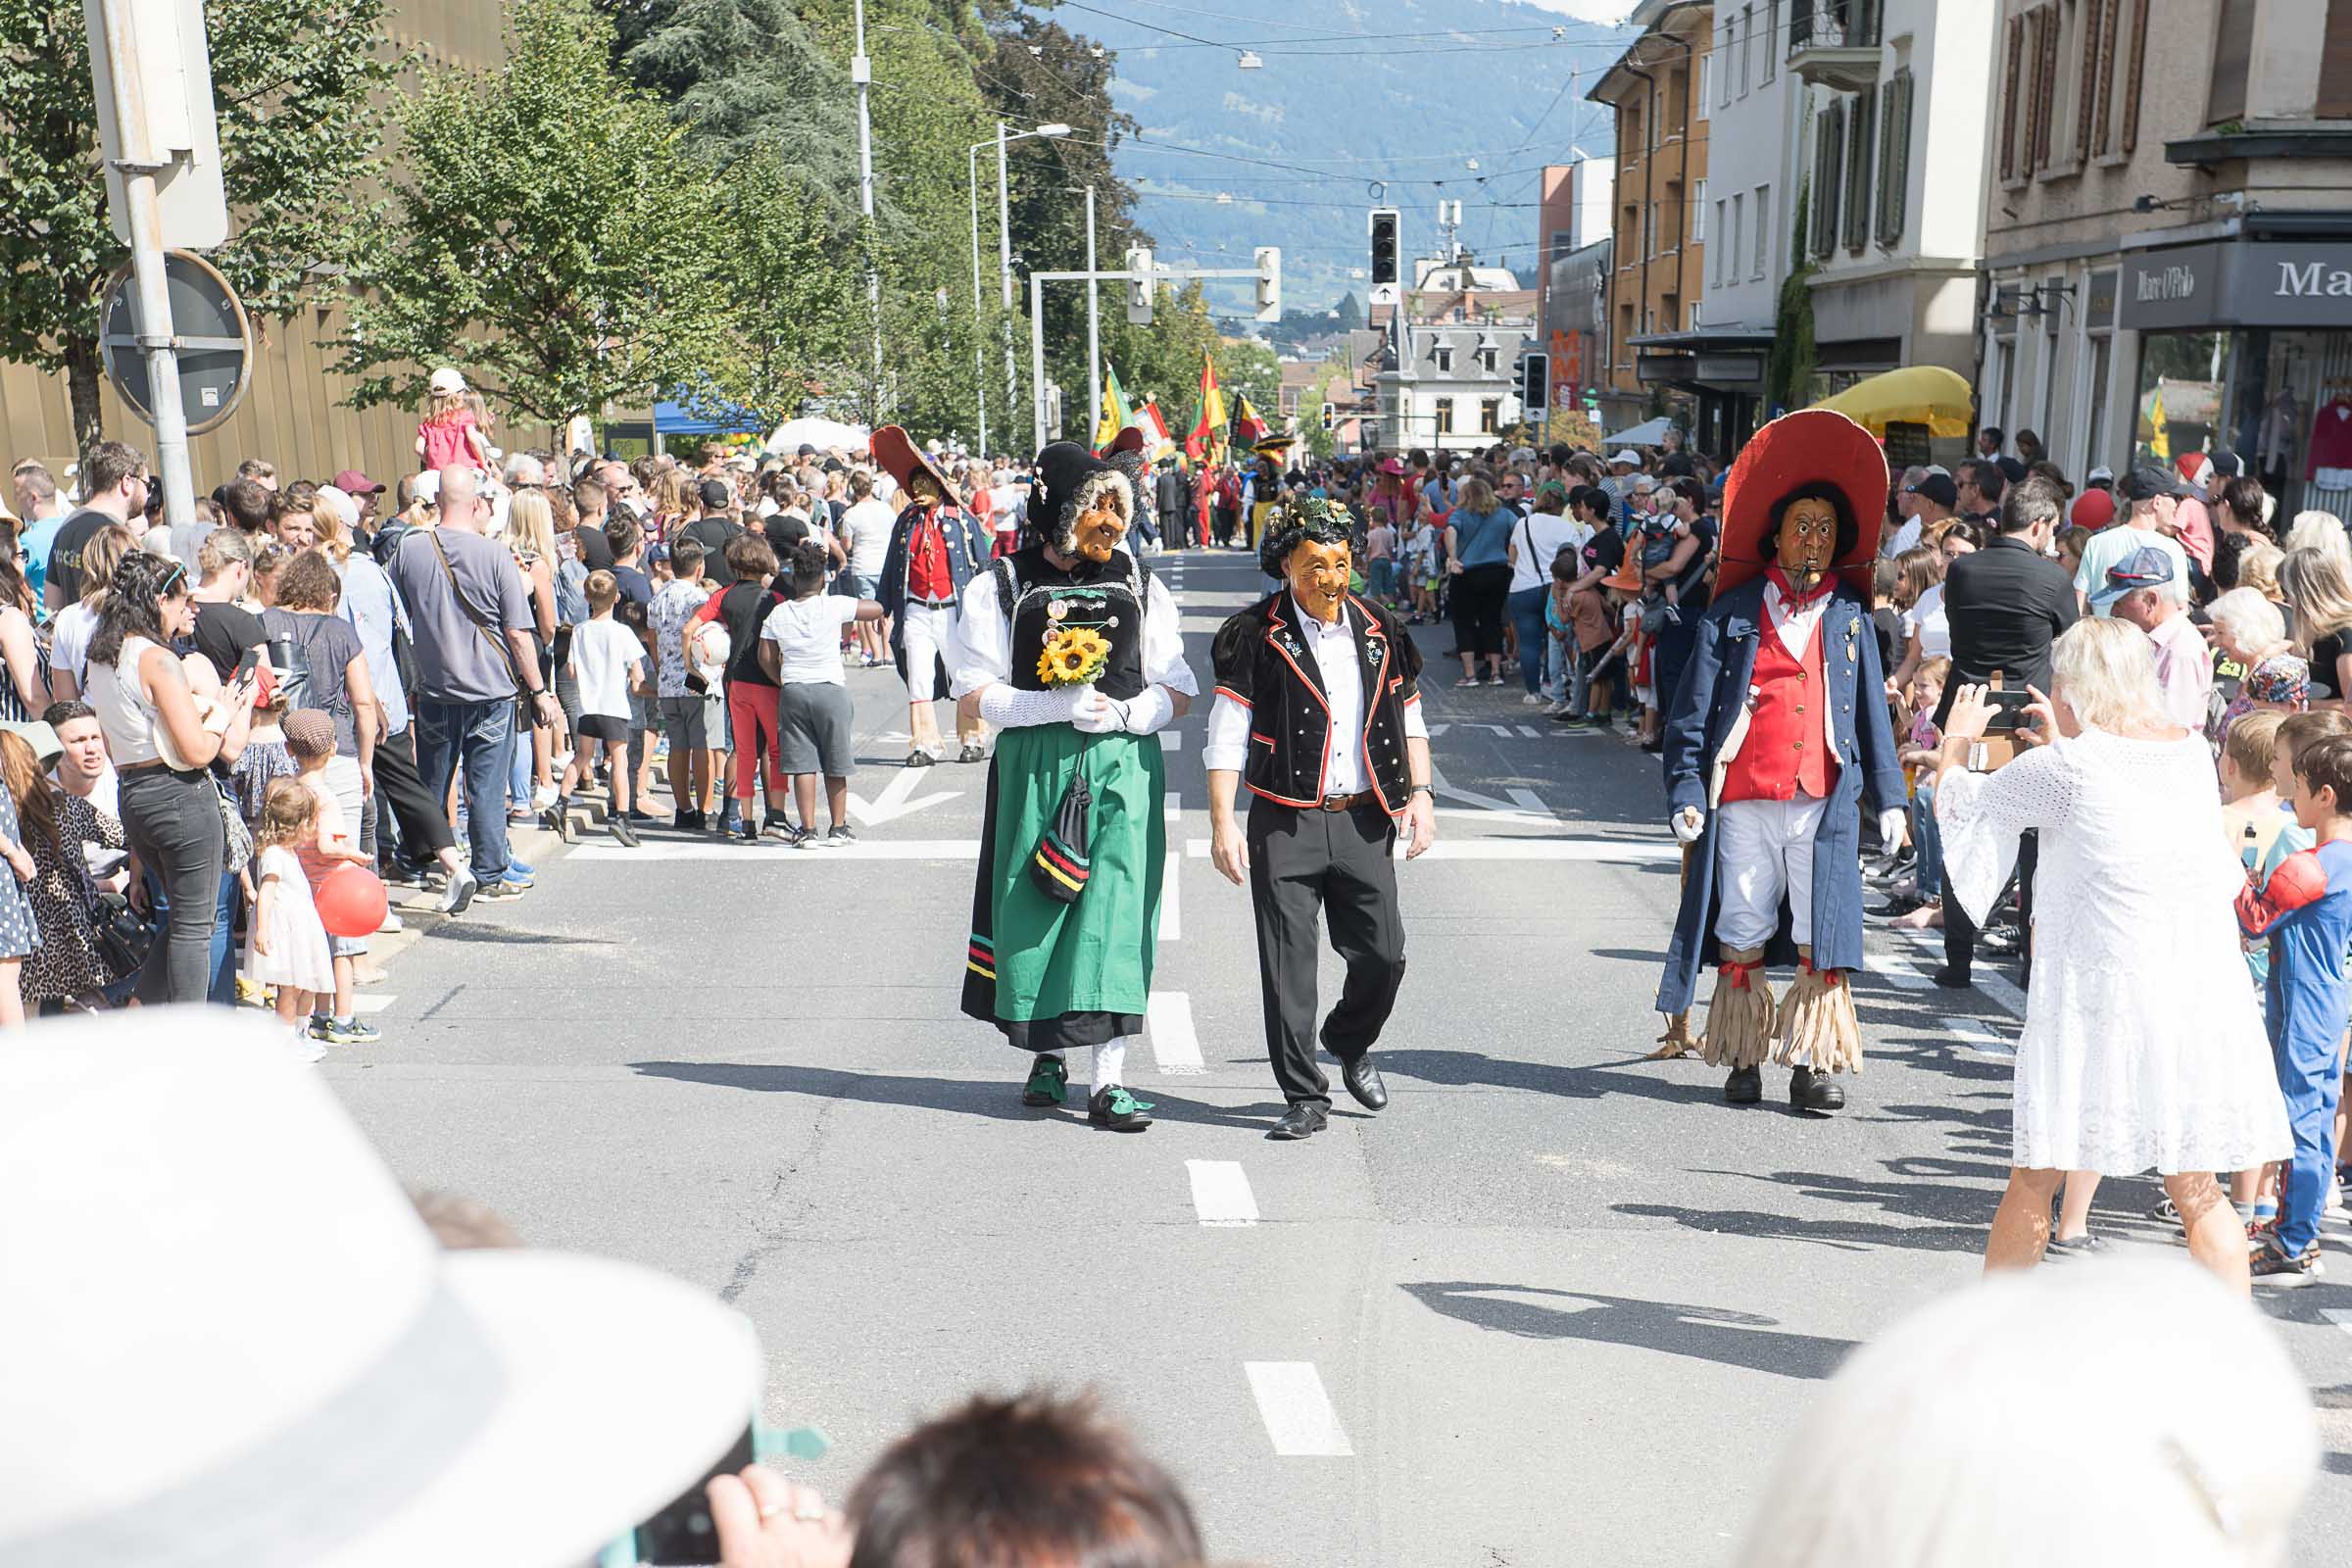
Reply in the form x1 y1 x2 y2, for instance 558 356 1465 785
1091 1036 1130 1090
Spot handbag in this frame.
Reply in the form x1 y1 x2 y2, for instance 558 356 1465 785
91 889 157 978
1027 765 1094 906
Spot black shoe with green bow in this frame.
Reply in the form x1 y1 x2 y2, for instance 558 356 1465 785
1020 1054 1068 1106
1088 1084 1154 1131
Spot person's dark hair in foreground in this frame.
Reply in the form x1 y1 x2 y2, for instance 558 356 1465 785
848 1391 1203 1568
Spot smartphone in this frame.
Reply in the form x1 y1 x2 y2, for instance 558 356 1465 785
231 646 265 683
1982 688 2034 734
633 1424 755 1565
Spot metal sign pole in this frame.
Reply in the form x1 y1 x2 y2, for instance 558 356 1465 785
96 0 194 533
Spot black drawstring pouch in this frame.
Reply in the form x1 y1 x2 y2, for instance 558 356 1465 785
1028 768 1094 905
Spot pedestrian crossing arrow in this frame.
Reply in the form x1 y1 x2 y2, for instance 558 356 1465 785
845 768 960 826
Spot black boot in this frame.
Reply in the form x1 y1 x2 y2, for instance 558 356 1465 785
1789 1065 1846 1113
1723 1065 1763 1104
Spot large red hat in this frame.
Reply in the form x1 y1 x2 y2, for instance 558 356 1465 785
869 424 961 507
1716 408 1888 597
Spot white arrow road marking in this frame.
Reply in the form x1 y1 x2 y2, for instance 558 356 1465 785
1425 764 1555 823
1187 1159 1259 1226
1146 991 1205 1073
845 766 960 827
1246 1362 1353 1456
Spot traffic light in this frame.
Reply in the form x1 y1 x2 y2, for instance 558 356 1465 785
1124 246 1153 325
1254 247 1281 322
1520 351 1547 416
1320 402 1337 431
1368 209 1400 288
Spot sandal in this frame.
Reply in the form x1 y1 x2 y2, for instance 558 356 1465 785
1454 676 1482 688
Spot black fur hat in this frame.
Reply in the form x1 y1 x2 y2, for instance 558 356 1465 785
1029 442 1134 555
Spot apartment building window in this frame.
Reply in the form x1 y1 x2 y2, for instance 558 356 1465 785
1753 183 1771 277
1729 193 1743 287
1740 4 1754 93
1843 83 1875 253
1699 53 1714 117
1692 177 1707 243
1435 398 1454 435
1719 23 1734 105
1476 346 1497 372
1434 346 1453 373
2325 0 2352 117
1876 70 1912 247
1550 229 1575 263
2000 13 2025 179
1479 399 1501 434
2207 0 2255 123
1813 101 1843 258
1762 0 1778 83
1713 200 1728 282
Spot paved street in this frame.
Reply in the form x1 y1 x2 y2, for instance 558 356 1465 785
329 548 2352 1566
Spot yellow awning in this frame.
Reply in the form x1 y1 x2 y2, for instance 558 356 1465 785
1811 366 1975 440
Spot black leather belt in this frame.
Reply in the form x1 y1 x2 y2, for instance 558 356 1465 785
1316 791 1377 811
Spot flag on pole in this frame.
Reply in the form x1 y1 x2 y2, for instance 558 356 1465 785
1139 396 1176 461
2146 383 2170 462
1189 355 1227 466
1093 366 1134 454
1230 392 1269 450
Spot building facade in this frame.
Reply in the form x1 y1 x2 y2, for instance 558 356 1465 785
1980 0 2352 514
1791 0 1997 403
1590 0 1715 432
1373 263 1536 455
1544 237 1615 427
0 3 517 486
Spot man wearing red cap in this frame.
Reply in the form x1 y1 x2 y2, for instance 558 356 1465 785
1656 411 1908 1113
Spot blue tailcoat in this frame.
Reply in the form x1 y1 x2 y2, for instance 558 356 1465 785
1654 577 1905 1015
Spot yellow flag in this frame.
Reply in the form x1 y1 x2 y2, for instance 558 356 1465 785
2147 383 2170 462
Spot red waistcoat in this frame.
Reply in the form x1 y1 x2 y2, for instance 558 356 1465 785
1721 613 1837 804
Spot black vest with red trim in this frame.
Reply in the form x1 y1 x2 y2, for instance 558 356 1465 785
1210 592 1424 812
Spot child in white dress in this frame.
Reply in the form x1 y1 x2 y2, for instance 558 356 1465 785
245 779 333 1062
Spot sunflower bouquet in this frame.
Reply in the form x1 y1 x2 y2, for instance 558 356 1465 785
1037 626 1112 687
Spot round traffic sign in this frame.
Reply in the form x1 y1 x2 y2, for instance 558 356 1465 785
99 250 253 436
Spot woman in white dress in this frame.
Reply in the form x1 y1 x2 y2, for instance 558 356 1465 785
1936 617 2291 1293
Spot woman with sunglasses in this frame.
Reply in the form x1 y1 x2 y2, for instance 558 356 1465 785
83 553 258 1003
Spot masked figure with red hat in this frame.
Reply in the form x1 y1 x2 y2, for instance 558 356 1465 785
873 426 991 767
1656 410 1908 1113
952 441 1197 1131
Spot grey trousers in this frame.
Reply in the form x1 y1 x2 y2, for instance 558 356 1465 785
119 765 227 1004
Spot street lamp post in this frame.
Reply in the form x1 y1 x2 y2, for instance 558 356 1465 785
970 121 1071 460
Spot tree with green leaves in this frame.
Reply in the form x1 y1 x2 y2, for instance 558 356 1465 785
713 147 864 424
338 0 736 439
0 0 394 446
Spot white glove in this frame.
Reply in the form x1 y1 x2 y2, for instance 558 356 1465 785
1671 805 1705 844
1878 808 1908 853
1070 690 1123 734
976 683 1090 729
1115 685 1178 736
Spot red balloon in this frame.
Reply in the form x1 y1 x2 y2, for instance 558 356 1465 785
317 862 389 939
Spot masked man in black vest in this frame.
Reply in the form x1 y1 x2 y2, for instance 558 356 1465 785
1204 499 1436 1140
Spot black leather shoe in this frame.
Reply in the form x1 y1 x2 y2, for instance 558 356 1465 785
1789 1066 1846 1113
1931 966 1973 989
1268 1103 1329 1140
1342 1055 1388 1110
1724 1065 1763 1104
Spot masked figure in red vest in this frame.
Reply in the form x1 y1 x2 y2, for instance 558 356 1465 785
1654 411 1908 1113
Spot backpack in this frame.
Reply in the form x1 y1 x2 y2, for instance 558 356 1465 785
554 555 591 628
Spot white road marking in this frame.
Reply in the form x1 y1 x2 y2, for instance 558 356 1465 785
1245 1362 1353 1456
1182 837 1678 864
1186 1159 1259 1226
1864 952 1933 991
1146 991 1205 1073
844 768 960 826
1887 925 2029 1020
1159 852 1181 941
1165 801 1184 822
1945 1014 2015 1057
352 994 396 1015
572 840 982 861
1516 724 1542 737
2322 1308 2352 1337
1424 722 1449 738
1160 729 1185 751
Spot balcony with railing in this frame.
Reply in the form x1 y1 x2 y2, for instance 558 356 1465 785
1788 0 1883 93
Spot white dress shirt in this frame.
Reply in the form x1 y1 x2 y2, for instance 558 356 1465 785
1203 597 1429 794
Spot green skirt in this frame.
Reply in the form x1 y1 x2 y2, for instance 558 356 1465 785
961 724 1166 1054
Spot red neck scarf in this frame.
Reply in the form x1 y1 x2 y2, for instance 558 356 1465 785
1764 564 1833 611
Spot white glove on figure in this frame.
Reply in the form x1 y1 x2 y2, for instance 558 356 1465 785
1114 685 1178 736
1070 690 1123 735
1878 808 1908 854
976 684 1093 729
1672 806 1705 845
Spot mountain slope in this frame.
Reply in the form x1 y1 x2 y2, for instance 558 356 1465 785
1043 0 1635 315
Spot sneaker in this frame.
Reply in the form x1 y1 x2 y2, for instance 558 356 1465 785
774 823 813 849
478 877 531 902
1520 693 1546 708
307 1013 333 1040
676 808 706 833
287 1032 327 1065
1088 1084 1155 1131
906 749 940 768
323 1016 381 1047
793 826 823 850
376 910 405 935
2043 1234 2105 1260
609 815 641 849
507 858 535 879
2249 1236 2323 1284
762 817 804 840
530 783 558 812
824 824 858 848
1485 675 1505 686
1020 1054 1069 1106
736 814 760 843
439 866 478 915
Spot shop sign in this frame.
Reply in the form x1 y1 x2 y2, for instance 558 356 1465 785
2119 241 2352 331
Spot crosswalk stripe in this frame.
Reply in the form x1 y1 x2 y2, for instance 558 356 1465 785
1146 991 1205 1074
1864 952 1932 992
1245 1362 1353 1456
1186 1159 1259 1226
1182 837 1679 864
1159 852 1181 941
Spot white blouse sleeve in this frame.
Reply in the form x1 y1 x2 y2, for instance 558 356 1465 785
951 569 1010 698
1202 693 1251 772
1936 740 2080 928
1142 572 1199 696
